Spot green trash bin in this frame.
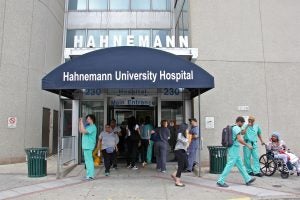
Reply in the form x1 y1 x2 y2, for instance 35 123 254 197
207 146 227 174
25 147 48 177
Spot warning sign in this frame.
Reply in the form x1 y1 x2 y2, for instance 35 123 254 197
8 117 17 128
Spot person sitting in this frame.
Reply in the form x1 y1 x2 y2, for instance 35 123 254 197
267 132 289 168
282 145 300 176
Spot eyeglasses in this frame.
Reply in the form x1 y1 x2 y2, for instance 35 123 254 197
105 126 111 128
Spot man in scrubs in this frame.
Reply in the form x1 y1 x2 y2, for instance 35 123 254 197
217 116 256 187
79 114 97 180
186 118 199 172
242 116 265 177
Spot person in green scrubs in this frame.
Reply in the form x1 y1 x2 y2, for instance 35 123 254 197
79 114 97 180
242 116 265 177
217 116 256 187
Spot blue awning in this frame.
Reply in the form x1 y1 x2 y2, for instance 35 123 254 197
42 47 214 98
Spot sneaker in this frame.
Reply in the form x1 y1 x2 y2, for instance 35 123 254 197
254 173 263 177
131 166 138 170
183 170 192 173
217 182 229 187
105 172 110 176
112 167 118 170
127 165 132 169
161 170 166 173
142 162 147 167
246 177 256 186
248 172 254 176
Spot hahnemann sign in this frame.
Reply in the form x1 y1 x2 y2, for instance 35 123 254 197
73 35 189 48
63 70 194 83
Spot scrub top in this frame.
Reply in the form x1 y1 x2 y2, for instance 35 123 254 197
232 125 241 147
244 124 262 142
82 124 97 150
189 126 200 149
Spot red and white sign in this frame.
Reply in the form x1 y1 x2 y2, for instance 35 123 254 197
8 117 17 128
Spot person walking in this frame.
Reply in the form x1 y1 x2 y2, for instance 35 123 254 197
153 120 170 173
98 124 119 176
140 116 153 167
110 119 121 170
186 118 199 172
171 123 189 187
79 114 97 180
217 116 256 187
126 116 140 170
242 116 265 177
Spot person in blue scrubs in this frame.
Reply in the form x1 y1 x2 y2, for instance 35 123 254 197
186 118 199 172
79 114 97 180
242 116 265 177
217 116 256 187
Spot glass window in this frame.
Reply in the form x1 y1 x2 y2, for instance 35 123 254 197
131 29 151 46
63 100 72 136
183 11 189 29
89 0 108 10
152 0 170 10
109 30 129 47
87 29 108 47
66 29 86 48
161 101 183 126
183 0 188 11
131 0 150 10
110 0 129 10
152 29 170 47
68 0 87 10
81 101 104 139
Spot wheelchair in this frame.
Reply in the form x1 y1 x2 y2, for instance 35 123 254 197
259 145 289 179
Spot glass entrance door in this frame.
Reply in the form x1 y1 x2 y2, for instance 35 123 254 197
114 110 134 126
113 109 155 127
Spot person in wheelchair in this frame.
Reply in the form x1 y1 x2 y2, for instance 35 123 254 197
267 132 289 169
281 145 300 176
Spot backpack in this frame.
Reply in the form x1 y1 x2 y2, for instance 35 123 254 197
221 125 234 147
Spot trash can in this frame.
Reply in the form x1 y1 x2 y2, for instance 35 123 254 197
25 147 48 177
207 146 227 174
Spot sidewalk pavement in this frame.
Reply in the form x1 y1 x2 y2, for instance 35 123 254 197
0 157 300 200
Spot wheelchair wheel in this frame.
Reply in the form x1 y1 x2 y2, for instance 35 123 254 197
278 162 289 179
281 171 289 179
260 154 276 176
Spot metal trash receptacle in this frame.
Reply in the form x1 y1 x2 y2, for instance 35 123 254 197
207 146 227 174
25 147 48 177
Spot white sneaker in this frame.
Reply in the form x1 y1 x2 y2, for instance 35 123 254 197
131 166 138 170
142 162 147 167
127 165 132 169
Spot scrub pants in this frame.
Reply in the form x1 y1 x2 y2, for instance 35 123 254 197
147 140 154 163
187 146 197 171
243 141 260 174
83 149 94 178
217 146 252 184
